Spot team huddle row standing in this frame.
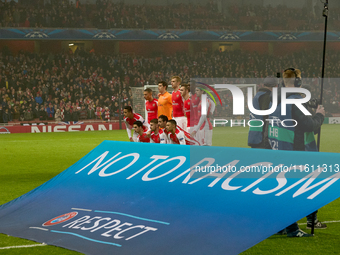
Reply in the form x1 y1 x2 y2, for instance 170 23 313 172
123 76 215 146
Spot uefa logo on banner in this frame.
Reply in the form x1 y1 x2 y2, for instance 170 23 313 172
43 212 78 226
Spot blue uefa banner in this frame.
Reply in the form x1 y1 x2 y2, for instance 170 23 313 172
0 141 339 254
1 28 340 42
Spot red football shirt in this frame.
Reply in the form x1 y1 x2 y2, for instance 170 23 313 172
145 98 158 124
137 132 151 143
150 129 167 143
161 127 169 136
124 113 148 132
168 126 200 145
168 128 182 144
172 90 185 118
191 94 200 126
183 98 191 127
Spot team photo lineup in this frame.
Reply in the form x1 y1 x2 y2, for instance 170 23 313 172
123 76 215 146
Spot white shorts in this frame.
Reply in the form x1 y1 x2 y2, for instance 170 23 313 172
196 129 203 146
192 125 199 140
200 129 213 146
173 116 187 132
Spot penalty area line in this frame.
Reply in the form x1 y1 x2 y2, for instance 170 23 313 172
300 220 340 225
0 244 46 250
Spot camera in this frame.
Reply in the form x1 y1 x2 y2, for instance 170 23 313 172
307 98 319 109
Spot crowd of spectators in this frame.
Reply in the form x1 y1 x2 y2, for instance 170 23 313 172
0 46 340 123
1 0 340 31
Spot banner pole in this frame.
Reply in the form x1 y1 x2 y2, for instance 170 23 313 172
316 0 328 151
312 0 329 235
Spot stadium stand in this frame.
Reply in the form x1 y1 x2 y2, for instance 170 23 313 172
1 0 340 31
0 47 340 123
0 1 339 123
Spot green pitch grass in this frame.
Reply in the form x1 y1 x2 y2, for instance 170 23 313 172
0 125 339 254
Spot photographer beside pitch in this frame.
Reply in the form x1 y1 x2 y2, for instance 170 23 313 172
268 68 326 237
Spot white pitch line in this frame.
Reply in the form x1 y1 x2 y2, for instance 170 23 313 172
71 208 92 211
300 220 340 225
0 244 46 250
29 227 49 231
